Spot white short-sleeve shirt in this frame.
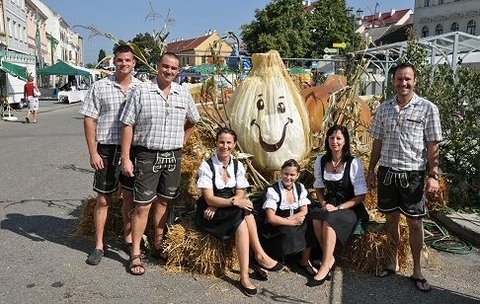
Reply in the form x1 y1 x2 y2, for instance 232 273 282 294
197 154 249 190
262 181 311 216
313 155 367 196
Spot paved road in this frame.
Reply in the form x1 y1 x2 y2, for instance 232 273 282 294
1 103 479 304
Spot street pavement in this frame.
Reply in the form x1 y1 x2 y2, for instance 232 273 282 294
0 102 479 304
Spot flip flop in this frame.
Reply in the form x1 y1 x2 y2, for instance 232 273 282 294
378 268 397 278
410 276 432 292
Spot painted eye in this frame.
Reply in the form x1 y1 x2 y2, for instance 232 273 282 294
277 102 286 113
257 99 265 110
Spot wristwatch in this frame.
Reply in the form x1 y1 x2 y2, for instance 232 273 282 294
428 173 440 181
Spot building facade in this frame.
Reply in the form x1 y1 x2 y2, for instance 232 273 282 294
414 0 480 37
167 32 233 67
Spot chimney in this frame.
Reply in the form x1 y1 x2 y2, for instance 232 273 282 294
390 9 395 16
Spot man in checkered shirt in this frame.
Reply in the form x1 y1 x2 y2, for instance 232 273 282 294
367 62 442 292
120 52 200 275
80 44 143 266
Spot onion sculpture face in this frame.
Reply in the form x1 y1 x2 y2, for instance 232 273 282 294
227 50 310 171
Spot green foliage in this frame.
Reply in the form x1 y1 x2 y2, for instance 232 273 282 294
241 0 312 58
399 39 480 208
308 0 352 57
97 49 107 64
241 0 353 58
130 32 163 70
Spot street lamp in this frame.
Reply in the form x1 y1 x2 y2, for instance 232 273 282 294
346 7 363 51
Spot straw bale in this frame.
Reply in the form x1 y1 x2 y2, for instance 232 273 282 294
75 192 125 238
337 223 413 275
164 219 238 277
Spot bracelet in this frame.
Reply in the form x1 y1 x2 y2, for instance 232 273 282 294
337 205 344 210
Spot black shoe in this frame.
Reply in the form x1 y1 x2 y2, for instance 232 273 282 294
86 249 104 266
254 259 284 272
306 271 332 287
240 282 257 297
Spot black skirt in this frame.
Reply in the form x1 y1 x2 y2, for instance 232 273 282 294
309 207 358 245
195 196 245 240
260 223 307 259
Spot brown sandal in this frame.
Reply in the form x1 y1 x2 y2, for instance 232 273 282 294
129 254 145 275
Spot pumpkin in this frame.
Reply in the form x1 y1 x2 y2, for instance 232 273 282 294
227 50 310 171
301 75 372 134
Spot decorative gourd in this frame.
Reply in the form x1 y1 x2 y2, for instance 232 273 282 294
301 75 372 134
227 50 310 171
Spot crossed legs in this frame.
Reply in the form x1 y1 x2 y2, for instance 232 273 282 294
312 219 336 281
235 215 279 289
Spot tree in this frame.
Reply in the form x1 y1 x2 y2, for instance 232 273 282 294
97 49 107 65
241 0 312 58
129 33 163 70
308 0 352 57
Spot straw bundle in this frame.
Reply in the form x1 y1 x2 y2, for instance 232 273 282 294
337 223 413 275
76 193 125 237
164 219 238 277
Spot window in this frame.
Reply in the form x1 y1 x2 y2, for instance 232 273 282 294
451 22 459 32
422 26 429 37
435 24 443 35
424 0 431 7
467 20 476 35
7 18 12 37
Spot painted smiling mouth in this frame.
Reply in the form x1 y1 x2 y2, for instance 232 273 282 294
250 118 293 152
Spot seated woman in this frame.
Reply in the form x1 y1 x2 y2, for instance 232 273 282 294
307 125 369 287
195 127 283 297
260 159 317 274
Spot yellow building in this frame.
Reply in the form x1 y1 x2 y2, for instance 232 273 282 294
167 32 233 67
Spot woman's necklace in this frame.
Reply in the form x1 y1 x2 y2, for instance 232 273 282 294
331 158 343 173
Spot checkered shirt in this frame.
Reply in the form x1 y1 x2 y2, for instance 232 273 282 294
120 80 200 151
371 93 443 171
79 75 142 145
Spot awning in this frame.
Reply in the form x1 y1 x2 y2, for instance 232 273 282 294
0 61 28 81
36 60 92 76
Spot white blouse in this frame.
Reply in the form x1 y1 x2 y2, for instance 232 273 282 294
262 181 311 217
313 155 367 196
197 154 250 190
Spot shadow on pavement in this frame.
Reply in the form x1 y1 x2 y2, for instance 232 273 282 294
0 200 126 266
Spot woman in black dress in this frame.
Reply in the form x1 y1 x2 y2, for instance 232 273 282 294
195 127 283 296
307 125 369 286
260 159 316 273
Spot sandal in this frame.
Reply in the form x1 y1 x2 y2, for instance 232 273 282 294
410 276 432 292
129 254 145 275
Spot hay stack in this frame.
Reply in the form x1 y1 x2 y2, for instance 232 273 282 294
337 223 412 275
76 193 125 238
164 219 238 277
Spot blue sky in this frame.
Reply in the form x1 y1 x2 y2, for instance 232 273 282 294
42 0 414 65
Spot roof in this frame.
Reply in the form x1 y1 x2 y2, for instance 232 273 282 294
37 60 92 76
362 9 412 28
167 34 213 53
0 61 28 81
